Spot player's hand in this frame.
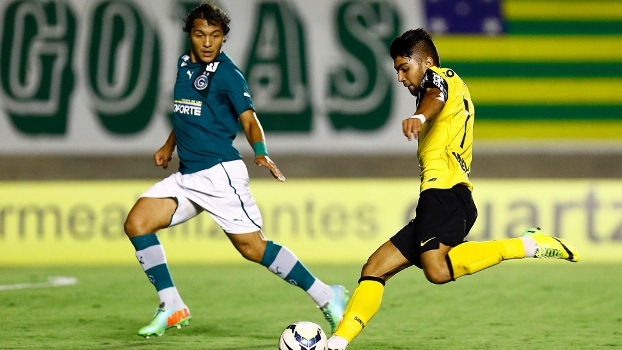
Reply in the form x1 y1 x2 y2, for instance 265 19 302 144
255 155 285 182
402 116 423 141
154 146 173 169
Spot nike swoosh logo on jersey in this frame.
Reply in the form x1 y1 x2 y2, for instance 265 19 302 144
420 237 436 246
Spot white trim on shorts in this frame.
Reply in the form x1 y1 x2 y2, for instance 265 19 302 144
139 160 262 234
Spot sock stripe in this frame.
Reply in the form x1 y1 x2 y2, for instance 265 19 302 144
269 246 298 278
129 233 160 251
445 255 456 281
136 245 167 270
284 262 316 291
358 276 386 285
145 264 175 291
260 240 280 267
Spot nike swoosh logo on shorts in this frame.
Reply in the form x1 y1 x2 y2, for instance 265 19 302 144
420 237 436 246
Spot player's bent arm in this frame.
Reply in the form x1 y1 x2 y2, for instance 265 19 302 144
238 109 285 181
415 87 445 121
403 87 446 141
154 130 177 169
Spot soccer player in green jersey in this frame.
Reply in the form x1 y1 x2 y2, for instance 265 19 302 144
123 2 348 338
326 28 580 350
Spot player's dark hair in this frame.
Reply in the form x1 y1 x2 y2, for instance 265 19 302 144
390 28 441 67
183 1 231 39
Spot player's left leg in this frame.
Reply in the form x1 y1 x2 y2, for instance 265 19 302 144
327 240 412 350
125 195 195 337
227 231 348 334
440 228 579 281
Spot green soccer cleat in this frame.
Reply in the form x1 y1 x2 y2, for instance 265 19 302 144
321 285 350 334
137 304 191 338
521 227 580 262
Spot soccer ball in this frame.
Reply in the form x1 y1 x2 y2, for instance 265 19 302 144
278 321 328 350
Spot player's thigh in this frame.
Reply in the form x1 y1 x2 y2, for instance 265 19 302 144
361 240 413 281
125 197 178 236
392 185 473 268
420 243 452 283
127 173 204 235
186 160 263 234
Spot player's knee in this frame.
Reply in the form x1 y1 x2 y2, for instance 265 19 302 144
124 216 138 237
360 261 388 281
124 214 152 237
423 266 451 285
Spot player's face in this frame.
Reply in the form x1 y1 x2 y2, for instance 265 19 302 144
189 19 224 64
394 55 430 96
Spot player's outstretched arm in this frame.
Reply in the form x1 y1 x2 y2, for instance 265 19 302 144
403 87 445 141
239 109 285 182
154 130 177 169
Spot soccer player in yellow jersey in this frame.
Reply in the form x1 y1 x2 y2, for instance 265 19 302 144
326 28 580 350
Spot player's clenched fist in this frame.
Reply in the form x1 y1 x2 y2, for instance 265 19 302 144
403 114 426 141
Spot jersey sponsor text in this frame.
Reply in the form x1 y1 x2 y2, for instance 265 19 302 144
174 99 202 116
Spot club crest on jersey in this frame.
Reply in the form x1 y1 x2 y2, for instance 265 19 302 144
194 74 209 90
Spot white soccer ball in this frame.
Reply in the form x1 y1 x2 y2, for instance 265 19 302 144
278 321 328 350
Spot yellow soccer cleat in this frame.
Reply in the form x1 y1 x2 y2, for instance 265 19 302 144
522 227 580 262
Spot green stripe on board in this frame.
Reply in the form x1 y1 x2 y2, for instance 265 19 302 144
476 105 622 120
507 20 622 35
443 62 622 78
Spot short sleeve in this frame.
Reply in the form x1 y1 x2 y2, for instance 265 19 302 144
421 69 449 103
221 66 255 116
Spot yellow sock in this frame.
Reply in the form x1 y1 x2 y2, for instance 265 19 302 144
448 239 526 279
333 279 384 343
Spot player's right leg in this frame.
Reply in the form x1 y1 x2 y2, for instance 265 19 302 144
125 188 198 337
327 240 412 350
227 231 349 334
446 228 579 280
195 160 350 334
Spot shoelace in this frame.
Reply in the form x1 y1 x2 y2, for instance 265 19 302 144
535 247 562 259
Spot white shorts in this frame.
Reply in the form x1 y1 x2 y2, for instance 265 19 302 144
139 160 262 234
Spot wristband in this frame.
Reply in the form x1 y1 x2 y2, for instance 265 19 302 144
253 141 269 157
410 114 426 123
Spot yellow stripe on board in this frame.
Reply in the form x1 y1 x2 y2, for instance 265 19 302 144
435 36 622 62
2 179 622 264
476 120 622 139
467 78 622 104
505 1 622 20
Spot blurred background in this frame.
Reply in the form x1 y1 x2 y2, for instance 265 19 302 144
1 0 621 265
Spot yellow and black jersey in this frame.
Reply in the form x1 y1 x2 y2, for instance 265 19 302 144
416 66 474 193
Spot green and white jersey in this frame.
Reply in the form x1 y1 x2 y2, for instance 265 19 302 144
173 51 254 174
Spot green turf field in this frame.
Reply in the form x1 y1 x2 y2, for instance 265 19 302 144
0 262 620 349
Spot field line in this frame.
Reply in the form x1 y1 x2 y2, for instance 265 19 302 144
0 276 78 291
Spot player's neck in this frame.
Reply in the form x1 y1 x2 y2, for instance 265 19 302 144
189 50 222 64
